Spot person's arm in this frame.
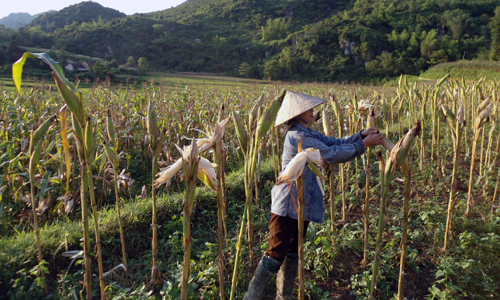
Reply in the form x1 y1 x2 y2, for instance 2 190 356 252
301 134 364 164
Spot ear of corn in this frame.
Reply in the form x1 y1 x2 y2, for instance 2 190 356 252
367 108 375 128
475 102 494 129
31 116 55 152
382 136 395 152
276 148 324 185
155 158 183 187
390 121 421 168
232 111 249 154
198 117 230 153
29 142 43 179
322 109 333 136
249 93 266 129
106 111 117 146
307 159 326 180
330 94 343 132
84 120 96 164
59 106 71 193
196 157 218 191
103 142 119 168
256 90 285 137
53 74 84 124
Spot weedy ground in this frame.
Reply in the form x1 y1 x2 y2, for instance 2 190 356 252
1 76 500 299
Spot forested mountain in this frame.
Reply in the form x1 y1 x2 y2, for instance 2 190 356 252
2 0 500 82
0 12 48 30
26 1 126 33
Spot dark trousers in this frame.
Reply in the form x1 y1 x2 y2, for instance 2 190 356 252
266 213 309 262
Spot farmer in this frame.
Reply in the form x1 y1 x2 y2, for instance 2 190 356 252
243 91 384 299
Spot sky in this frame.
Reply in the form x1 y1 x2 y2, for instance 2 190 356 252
1 0 188 19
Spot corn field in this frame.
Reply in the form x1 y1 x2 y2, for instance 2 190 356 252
1 55 500 299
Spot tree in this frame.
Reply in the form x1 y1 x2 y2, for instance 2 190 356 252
366 52 399 77
138 57 148 71
126 56 135 67
443 9 470 40
239 62 251 78
263 59 281 80
490 7 500 61
261 18 291 42
420 30 439 59
92 62 110 77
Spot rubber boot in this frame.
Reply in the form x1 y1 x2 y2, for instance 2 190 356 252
275 253 298 300
243 255 281 300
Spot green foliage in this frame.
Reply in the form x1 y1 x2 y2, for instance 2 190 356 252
138 57 149 71
26 2 125 33
126 56 135 67
489 7 500 61
261 17 291 42
1 0 500 82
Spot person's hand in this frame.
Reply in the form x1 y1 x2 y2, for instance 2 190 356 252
361 127 379 137
362 132 384 149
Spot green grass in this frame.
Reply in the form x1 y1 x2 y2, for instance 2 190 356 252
420 60 500 81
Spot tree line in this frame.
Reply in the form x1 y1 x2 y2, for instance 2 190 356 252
1 0 500 82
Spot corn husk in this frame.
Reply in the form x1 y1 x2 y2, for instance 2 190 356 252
382 136 395 152
322 110 333 136
475 102 494 129
257 90 285 137
106 110 116 145
154 145 218 190
154 158 183 187
232 111 249 153
277 148 324 185
197 117 230 153
389 121 421 169
31 116 55 151
249 93 266 129
84 119 96 164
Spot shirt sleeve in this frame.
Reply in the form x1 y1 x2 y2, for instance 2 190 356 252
301 130 365 164
314 130 364 146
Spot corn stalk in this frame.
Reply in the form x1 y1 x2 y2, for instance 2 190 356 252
28 116 54 294
370 121 420 299
214 110 227 300
329 94 346 221
442 104 466 251
147 99 164 288
13 52 105 300
230 90 284 300
397 158 412 300
181 140 200 300
102 111 127 270
361 109 375 268
322 109 336 246
466 100 494 216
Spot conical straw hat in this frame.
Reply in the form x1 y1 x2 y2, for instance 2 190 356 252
274 91 326 126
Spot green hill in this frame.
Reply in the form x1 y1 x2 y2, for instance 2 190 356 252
3 0 500 82
26 1 126 33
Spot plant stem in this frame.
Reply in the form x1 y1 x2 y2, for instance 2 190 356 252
297 175 305 300
181 171 197 300
214 138 225 300
150 155 163 287
466 131 481 216
230 206 247 300
79 160 92 300
85 166 105 299
361 147 371 268
444 121 462 251
112 169 127 270
397 168 411 299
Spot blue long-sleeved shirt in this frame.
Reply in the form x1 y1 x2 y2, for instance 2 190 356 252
271 122 365 223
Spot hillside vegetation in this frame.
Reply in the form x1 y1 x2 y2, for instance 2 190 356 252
1 0 500 81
